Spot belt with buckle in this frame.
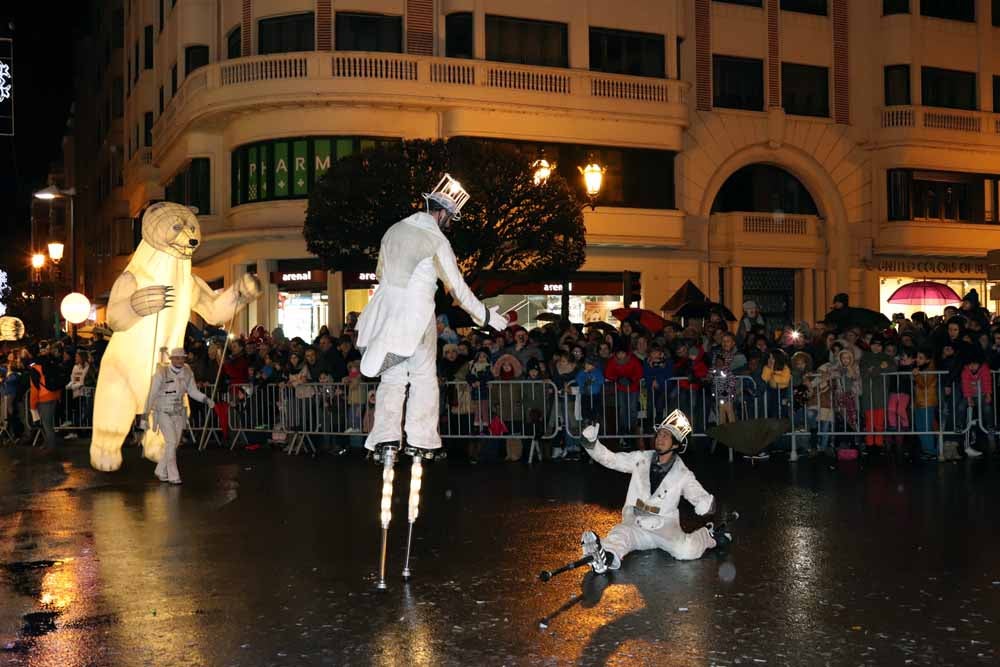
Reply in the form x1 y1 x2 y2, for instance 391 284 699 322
635 498 661 514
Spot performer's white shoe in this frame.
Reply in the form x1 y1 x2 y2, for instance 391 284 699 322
581 530 610 574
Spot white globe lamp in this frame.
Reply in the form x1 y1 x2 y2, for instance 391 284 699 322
60 292 92 325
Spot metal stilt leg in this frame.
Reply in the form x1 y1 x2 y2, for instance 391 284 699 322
401 456 423 580
376 446 397 590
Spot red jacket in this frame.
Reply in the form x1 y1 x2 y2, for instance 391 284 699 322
676 349 709 390
222 354 250 386
960 364 992 400
604 354 643 393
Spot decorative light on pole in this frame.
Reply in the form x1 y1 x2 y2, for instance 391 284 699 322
47 242 64 263
33 185 76 291
531 151 556 186
31 253 46 270
60 292 92 325
578 154 606 210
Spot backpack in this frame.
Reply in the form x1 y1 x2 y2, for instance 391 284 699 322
41 361 70 392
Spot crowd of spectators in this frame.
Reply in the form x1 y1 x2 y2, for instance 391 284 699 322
3 286 999 464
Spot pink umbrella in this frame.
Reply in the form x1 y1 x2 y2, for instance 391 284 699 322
887 281 962 305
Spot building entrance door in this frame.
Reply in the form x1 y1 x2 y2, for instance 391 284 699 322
743 268 795 330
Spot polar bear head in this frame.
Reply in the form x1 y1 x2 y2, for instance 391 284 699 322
141 202 203 259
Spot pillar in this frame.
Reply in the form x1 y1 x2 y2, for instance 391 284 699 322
241 0 252 56
473 0 486 60
328 270 344 337
801 268 815 324
729 266 744 318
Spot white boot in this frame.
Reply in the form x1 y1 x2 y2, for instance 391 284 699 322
581 530 609 574
965 444 983 458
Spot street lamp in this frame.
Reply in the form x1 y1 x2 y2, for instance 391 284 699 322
33 185 77 292
531 151 556 186
578 154 606 210
47 242 64 263
31 253 46 270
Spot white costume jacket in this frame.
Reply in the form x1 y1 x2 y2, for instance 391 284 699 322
144 364 207 417
589 439 717 563
357 212 488 378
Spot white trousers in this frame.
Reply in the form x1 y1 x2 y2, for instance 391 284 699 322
153 413 186 483
602 512 716 568
365 318 441 450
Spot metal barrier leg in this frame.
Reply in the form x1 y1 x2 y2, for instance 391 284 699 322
528 439 541 464
938 433 945 462
789 433 799 462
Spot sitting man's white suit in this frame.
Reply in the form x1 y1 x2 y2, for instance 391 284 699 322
359 179 508 451
90 202 261 472
580 411 730 571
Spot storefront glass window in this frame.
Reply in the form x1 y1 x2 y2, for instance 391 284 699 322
880 277 998 319
278 290 328 342
230 136 400 207
484 294 624 330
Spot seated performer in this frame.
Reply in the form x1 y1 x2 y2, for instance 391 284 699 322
142 348 215 485
579 410 733 573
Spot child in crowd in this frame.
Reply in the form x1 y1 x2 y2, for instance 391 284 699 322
576 355 605 425
959 350 995 456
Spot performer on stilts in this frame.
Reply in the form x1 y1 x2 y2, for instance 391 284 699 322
571 411 735 576
357 175 509 588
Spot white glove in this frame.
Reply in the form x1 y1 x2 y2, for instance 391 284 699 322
582 422 600 445
487 306 508 331
237 273 263 302
130 285 173 317
204 398 215 410
138 418 148 431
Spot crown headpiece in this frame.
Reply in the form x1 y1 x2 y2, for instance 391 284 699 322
654 409 693 441
423 173 470 220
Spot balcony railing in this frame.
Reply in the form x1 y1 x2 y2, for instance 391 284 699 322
879 105 1000 145
154 51 689 148
710 212 824 260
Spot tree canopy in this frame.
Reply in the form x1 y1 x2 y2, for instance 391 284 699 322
304 138 587 297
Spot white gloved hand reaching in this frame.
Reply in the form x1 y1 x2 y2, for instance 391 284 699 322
205 397 215 410
582 422 600 445
487 306 509 331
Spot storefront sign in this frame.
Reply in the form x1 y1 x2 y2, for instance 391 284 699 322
874 257 986 276
270 270 328 287
543 283 573 292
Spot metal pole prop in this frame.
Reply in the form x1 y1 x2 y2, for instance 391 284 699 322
198 313 238 452
401 456 423 580
376 446 397 590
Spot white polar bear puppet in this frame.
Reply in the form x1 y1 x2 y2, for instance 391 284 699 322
90 202 261 472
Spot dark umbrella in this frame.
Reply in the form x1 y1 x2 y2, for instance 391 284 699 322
661 280 707 312
536 312 562 322
707 418 791 455
611 308 667 333
824 306 890 331
583 321 617 334
675 300 737 322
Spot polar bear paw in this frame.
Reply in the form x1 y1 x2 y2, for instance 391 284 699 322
90 444 123 472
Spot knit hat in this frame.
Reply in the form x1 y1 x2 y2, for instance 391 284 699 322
743 300 758 312
963 289 980 307
526 358 542 374
833 293 849 307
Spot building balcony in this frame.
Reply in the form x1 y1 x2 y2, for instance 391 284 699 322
877 219 1000 256
877 106 1000 149
710 212 826 266
152 51 690 158
584 207 685 248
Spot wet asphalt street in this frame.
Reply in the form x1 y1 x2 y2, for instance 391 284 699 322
1 441 1000 667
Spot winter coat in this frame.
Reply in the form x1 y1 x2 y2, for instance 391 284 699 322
761 365 792 389
960 364 992 401
860 352 896 410
605 354 644 393
675 350 709 391
913 364 939 409
467 361 493 401
643 359 673 407
66 363 91 399
575 367 605 397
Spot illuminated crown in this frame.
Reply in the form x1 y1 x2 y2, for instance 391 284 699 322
423 174 470 220
654 409 692 441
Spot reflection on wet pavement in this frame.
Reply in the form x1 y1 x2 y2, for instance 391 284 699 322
1 444 999 665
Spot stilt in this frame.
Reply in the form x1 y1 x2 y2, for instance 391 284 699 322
401 456 423 580
376 445 397 590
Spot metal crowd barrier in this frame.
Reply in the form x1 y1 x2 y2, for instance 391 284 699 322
8 369 1000 465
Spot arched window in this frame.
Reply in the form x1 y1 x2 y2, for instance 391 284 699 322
711 164 818 215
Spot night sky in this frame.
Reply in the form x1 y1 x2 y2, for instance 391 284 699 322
0 6 83 286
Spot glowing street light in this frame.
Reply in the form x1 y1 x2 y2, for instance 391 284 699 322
47 242 65 263
578 154 606 210
31 253 46 269
531 151 556 186
60 292 92 325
